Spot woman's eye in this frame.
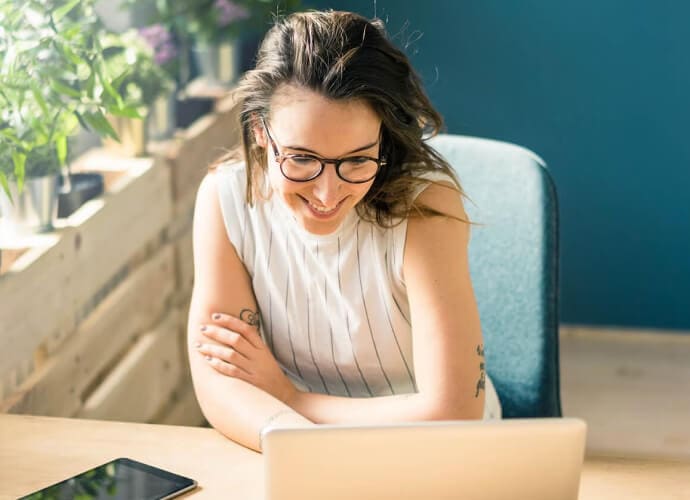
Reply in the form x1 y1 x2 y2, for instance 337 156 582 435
292 156 317 165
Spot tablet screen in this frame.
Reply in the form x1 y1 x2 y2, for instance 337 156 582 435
18 457 197 500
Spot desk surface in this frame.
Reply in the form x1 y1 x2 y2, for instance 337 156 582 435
1 414 689 500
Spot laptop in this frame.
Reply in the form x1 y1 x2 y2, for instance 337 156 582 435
263 417 586 500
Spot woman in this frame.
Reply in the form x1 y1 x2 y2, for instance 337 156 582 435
188 10 501 452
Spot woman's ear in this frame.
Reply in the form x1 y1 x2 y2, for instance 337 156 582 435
251 113 267 148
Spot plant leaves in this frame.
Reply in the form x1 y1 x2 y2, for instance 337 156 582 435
11 151 26 192
50 80 81 99
83 111 119 141
109 105 142 119
0 172 11 202
55 134 67 166
53 0 82 23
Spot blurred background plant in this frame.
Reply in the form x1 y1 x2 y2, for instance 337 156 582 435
101 29 175 110
0 0 140 198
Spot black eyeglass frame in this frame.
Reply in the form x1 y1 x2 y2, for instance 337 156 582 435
261 117 386 184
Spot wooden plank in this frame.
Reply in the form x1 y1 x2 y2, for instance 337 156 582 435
0 246 176 416
172 227 194 307
561 325 690 460
77 310 182 422
154 379 207 427
165 99 241 213
0 155 172 395
61 155 172 342
0 231 76 399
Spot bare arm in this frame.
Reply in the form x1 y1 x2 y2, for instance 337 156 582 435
188 172 312 451
287 181 485 422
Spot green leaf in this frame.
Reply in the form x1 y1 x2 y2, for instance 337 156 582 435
53 0 81 23
56 135 67 166
0 172 11 202
84 68 96 96
109 105 142 119
74 111 90 131
50 80 81 99
11 152 26 192
83 111 118 141
95 63 124 109
55 40 86 67
30 86 49 115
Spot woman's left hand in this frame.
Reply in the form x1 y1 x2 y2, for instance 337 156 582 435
195 311 297 405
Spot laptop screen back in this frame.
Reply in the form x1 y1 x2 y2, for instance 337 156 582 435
263 418 586 500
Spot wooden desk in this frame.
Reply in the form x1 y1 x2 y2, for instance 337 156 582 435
1 414 689 499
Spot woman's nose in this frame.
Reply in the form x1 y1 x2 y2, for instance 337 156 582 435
311 163 342 206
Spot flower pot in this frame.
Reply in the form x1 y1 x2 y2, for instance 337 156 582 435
192 40 241 87
58 172 105 219
147 88 178 141
0 174 59 237
104 115 147 156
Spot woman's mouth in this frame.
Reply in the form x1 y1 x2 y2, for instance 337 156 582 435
301 196 346 219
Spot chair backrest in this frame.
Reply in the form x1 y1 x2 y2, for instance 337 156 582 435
428 134 562 418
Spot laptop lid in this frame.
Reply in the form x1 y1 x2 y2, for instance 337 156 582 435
263 417 586 500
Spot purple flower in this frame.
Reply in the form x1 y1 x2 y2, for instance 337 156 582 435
154 42 178 66
139 24 178 67
214 0 250 27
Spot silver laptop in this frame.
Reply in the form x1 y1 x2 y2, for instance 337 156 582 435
263 417 586 500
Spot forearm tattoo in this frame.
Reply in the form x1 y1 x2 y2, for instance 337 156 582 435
239 308 261 328
475 344 486 398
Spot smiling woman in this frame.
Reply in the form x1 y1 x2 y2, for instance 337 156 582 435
187 9 501 452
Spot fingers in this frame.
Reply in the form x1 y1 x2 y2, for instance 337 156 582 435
195 342 251 373
200 324 253 355
210 312 263 348
203 354 252 380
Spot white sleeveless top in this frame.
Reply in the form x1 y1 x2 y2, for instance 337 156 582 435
215 163 501 418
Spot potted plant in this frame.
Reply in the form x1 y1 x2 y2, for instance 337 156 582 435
0 0 141 237
133 0 302 87
100 28 176 155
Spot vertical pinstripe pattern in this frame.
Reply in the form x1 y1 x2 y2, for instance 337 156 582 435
386 250 411 326
304 243 329 393
215 164 502 416
284 232 304 380
355 222 394 394
321 242 352 396
338 236 373 396
375 228 416 389
266 220 274 350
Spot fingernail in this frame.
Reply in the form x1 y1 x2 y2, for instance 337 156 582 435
205 356 212 362
200 325 207 332
212 313 221 320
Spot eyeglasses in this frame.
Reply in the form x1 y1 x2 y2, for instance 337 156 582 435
261 117 386 184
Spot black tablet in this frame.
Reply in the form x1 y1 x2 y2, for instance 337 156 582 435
18 457 197 499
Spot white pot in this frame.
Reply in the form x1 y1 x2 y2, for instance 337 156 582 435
0 174 59 237
147 88 177 141
192 40 241 86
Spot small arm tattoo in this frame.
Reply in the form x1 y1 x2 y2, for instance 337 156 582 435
475 344 485 398
239 308 261 328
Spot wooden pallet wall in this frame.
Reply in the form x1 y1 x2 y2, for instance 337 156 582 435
0 91 241 427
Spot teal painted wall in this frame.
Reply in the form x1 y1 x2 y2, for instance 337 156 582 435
305 0 690 330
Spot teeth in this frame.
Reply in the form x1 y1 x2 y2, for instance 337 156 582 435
309 202 337 213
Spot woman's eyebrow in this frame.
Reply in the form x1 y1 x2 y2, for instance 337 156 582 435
284 139 380 156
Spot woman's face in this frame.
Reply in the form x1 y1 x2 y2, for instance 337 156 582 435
255 85 382 235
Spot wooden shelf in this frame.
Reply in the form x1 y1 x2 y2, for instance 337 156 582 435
0 94 240 428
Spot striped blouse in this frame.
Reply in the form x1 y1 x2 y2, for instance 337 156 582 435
215 163 501 418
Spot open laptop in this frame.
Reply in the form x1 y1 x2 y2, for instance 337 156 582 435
263 418 586 500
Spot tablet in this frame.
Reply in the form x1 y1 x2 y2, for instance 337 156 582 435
18 457 197 500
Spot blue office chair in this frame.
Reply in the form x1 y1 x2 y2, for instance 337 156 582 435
428 134 562 418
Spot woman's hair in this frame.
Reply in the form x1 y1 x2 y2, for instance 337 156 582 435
216 9 465 226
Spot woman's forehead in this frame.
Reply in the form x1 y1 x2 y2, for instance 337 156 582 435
269 85 379 127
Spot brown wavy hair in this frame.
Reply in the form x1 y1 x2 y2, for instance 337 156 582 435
215 9 465 227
